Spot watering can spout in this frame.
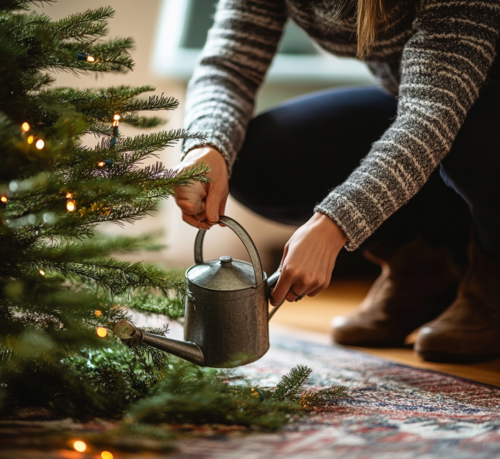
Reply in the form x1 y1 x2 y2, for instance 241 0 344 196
113 319 205 366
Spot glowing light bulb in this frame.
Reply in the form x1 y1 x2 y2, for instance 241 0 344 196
0 196 7 203
113 114 121 121
27 135 34 144
39 270 46 276
96 327 108 338
97 161 105 167
95 310 103 317
101 451 113 459
73 440 86 452
66 200 76 212
21 122 30 132
65 192 73 199
87 55 96 62
35 139 45 150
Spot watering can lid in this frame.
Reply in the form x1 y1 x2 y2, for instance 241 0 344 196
186 256 259 291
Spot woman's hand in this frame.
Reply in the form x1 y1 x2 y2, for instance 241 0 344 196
173 146 229 230
270 213 347 306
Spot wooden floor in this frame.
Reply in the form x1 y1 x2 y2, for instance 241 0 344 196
271 280 500 387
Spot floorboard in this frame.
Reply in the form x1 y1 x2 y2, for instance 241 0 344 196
270 280 500 387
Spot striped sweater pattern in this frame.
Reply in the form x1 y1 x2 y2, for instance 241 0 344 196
182 0 500 250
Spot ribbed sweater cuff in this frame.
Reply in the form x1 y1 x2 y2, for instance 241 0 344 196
182 131 236 176
314 193 372 251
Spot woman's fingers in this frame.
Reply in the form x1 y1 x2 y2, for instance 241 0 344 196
219 194 228 217
182 212 211 230
270 269 293 306
271 268 318 305
174 181 207 215
205 185 224 224
173 146 229 228
270 213 347 307
218 195 228 227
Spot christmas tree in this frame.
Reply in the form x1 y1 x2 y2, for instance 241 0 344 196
0 0 210 419
0 1 347 452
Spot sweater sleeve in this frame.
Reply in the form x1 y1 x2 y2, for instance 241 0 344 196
181 0 287 172
315 0 500 250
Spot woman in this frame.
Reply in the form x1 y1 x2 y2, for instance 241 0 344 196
173 0 500 363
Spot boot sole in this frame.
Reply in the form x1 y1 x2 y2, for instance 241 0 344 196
334 337 410 348
415 349 500 364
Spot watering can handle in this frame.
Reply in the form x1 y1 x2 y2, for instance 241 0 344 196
267 269 284 320
194 216 264 285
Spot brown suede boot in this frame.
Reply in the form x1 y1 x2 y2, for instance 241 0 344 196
332 238 463 347
415 240 500 363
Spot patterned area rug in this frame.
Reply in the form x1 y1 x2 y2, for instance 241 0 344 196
172 329 500 459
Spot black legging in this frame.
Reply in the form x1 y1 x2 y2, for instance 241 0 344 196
228 84 500 260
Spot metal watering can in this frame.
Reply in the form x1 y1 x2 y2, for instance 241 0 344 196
114 216 282 368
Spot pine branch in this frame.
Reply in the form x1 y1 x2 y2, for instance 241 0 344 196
33 258 173 295
94 129 200 157
299 386 349 410
272 364 312 402
52 7 114 41
122 94 179 112
120 291 186 320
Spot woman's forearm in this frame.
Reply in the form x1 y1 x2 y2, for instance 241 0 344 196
182 0 287 175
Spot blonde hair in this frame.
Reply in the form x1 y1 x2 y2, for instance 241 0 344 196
357 0 391 59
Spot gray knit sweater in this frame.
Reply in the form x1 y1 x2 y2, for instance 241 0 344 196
182 0 500 250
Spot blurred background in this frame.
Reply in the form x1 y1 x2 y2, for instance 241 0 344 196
46 0 374 275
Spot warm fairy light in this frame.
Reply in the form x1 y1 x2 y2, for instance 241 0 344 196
0 196 7 203
97 161 106 167
66 200 76 212
96 326 108 338
27 135 34 144
95 310 103 317
35 139 45 150
65 192 73 199
113 114 121 121
73 440 87 452
87 55 96 62
21 122 30 132
101 451 113 459
39 270 46 276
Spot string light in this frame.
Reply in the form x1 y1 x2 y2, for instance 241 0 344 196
35 139 45 150
0 196 7 203
21 122 30 132
27 135 34 144
97 159 114 168
66 200 76 212
95 310 103 317
65 192 73 199
101 452 113 459
39 270 46 276
96 327 108 338
76 53 96 62
110 113 120 147
73 440 87 452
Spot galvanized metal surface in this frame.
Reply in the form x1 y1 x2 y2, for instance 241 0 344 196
117 216 282 368
185 279 270 367
142 333 204 366
186 257 257 291
184 216 271 367
193 216 264 285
